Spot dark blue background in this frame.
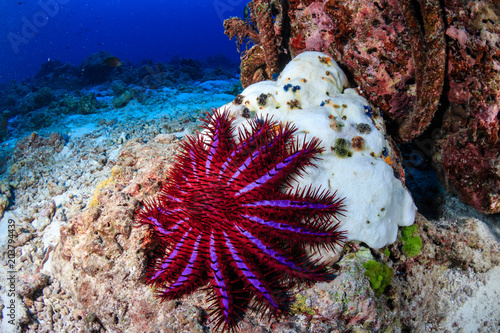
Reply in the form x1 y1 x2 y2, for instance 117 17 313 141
1 0 245 83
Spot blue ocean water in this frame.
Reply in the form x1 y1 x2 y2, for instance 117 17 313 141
0 1 251 252
1 0 245 83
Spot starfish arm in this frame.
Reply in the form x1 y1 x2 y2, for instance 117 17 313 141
244 185 343 216
233 137 323 199
239 213 345 251
203 109 235 177
234 225 328 281
242 187 344 229
148 227 209 299
207 232 247 331
176 136 208 184
216 118 276 182
227 124 291 187
157 232 210 298
135 199 186 237
223 232 281 310
238 186 345 245
147 228 193 282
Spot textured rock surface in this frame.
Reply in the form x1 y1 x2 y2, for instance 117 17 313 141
224 0 291 88
389 213 500 332
433 0 500 214
290 0 422 132
0 87 230 332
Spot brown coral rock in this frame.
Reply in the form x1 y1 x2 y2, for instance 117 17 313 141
53 190 176 332
253 0 281 76
323 0 416 129
396 0 446 141
224 0 290 87
13 132 64 159
437 131 500 214
269 0 444 139
435 0 500 214
319 0 445 140
223 17 260 48
240 45 269 88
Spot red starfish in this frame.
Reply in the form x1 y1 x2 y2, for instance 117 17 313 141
136 108 345 331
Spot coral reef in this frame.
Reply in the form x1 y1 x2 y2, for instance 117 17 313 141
34 60 80 90
0 51 239 143
3 92 496 332
77 93 98 115
0 112 7 142
389 213 500 331
18 273 50 299
40 141 500 333
79 51 120 85
7 132 65 198
0 12 497 332
225 0 500 214
49 137 204 332
227 0 447 140
12 132 65 159
112 90 134 108
18 87 55 114
109 79 128 96
252 0 281 76
0 181 10 219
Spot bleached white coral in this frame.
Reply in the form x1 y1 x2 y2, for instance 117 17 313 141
219 51 416 249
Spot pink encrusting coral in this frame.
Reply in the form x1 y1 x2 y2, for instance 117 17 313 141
434 0 500 213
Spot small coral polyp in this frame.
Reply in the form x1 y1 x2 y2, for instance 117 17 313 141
221 51 416 250
136 109 345 331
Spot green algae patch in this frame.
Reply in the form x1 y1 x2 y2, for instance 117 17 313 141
362 260 393 295
334 138 352 158
290 294 316 316
400 224 423 258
